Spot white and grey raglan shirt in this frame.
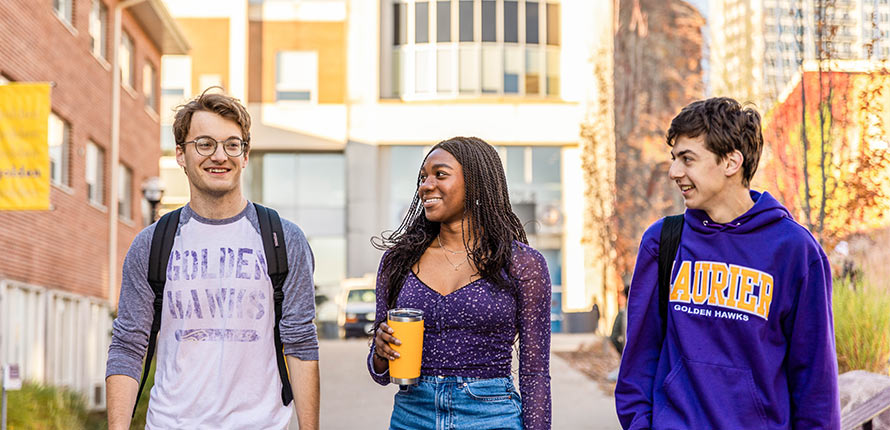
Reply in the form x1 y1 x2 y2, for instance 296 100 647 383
106 203 318 430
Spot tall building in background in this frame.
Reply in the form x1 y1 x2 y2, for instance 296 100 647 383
0 0 187 410
159 0 612 332
709 0 890 107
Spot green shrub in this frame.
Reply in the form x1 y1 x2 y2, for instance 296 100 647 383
833 278 890 374
6 382 89 430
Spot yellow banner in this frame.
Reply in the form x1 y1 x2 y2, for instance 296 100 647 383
0 83 52 210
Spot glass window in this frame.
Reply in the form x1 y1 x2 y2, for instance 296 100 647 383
459 0 474 41
416 2 430 43
532 147 561 184
86 142 105 206
482 45 501 93
504 1 519 43
53 0 73 25
437 1 451 42
143 62 157 111
526 48 541 95
276 51 317 102
121 32 135 89
415 48 434 93
89 1 108 59
482 0 496 42
459 47 479 93
118 164 132 220
527 2 539 44
547 3 560 46
437 48 454 92
504 46 522 93
539 248 562 286
394 2 407 45
48 112 70 187
547 48 560 96
389 146 428 227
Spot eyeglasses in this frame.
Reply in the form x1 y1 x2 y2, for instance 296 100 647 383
179 136 248 157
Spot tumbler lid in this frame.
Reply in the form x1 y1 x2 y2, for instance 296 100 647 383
388 308 424 322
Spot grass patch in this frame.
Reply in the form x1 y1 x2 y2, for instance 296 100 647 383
834 278 890 374
6 382 92 430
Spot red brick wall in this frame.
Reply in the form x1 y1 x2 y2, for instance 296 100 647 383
0 0 163 303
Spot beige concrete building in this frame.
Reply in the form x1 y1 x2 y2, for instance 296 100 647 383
159 0 615 334
709 0 890 107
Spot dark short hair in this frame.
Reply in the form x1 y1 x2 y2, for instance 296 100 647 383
172 87 251 148
666 97 763 187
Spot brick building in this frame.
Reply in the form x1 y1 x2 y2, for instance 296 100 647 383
0 0 187 409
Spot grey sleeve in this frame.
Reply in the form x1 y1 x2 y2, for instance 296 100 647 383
105 225 156 380
280 221 319 361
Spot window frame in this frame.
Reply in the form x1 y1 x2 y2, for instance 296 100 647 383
388 0 560 99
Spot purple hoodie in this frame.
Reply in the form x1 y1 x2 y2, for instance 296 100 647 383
616 191 840 429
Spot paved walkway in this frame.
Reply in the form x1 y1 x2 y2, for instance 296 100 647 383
310 334 620 429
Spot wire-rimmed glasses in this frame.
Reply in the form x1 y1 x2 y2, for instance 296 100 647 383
179 136 248 157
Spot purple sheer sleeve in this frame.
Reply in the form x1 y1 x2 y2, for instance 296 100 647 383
367 252 392 385
512 243 553 429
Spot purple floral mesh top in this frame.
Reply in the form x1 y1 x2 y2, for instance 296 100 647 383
367 241 552 429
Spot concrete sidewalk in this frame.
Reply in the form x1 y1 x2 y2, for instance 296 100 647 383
314 334 620 429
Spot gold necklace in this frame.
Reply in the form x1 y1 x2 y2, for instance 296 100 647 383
437 235 467 255
438 236 467 271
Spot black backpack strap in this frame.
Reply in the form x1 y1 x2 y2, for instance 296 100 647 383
133 207 182 417
254 203 294 406
658 214 684 339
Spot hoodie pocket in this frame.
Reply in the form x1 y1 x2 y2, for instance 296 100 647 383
655 358 768 430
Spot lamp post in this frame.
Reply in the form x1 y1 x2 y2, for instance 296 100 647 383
142 176 164 223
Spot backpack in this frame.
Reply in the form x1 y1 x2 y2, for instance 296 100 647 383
657 214 684 338
133 203 294 417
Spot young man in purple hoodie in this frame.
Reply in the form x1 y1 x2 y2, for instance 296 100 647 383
615 97 840 429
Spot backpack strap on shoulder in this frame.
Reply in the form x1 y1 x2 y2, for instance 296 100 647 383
133 207 182 417
658 214 684 339
254 203 294 406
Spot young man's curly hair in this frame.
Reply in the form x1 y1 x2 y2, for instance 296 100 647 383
666 97 763 187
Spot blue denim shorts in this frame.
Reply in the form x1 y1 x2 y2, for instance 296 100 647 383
389 375 522 430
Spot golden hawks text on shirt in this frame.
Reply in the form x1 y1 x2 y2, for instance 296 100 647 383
668 261 774 320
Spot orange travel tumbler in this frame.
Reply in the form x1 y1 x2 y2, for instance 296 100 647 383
387 308 424 385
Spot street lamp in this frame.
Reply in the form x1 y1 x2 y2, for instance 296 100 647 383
142 176 164 223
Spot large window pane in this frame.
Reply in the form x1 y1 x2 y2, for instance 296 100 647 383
532 147 561 184
120 32 135 89
459 47 479 93
393 48 404 96
276 51 317 102
482 0 496 42
394 3 407 45
459 0 474 41
504 46 522 93
389 146 428 227
48 113 70 186
415 48 435 93
86 142 105 205
547 3 560 46
482 45 501 93
526 48 541 94
547 47 560 96
416 2 429 43
526 2 539 44
118 164 132 220
89 0 108 59
53 0 73 25
504 1 518 43
438 48 454 92
143 62 157 111
437 1 451 42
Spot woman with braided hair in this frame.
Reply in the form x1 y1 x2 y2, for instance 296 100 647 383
367 136 552 429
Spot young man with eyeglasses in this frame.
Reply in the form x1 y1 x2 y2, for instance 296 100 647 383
105 89 320 429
